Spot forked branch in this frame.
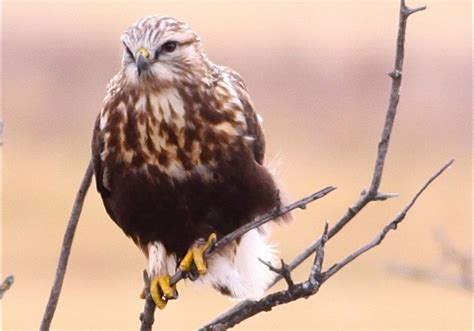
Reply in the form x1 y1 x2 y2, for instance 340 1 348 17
202 1 431 329
202 160 453 330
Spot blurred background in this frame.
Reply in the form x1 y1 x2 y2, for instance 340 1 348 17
2 0 471 329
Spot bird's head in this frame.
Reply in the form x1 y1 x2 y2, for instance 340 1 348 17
120 16 209 89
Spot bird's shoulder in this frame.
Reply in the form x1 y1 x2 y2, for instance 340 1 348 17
211 65 266 165
213 65 247 91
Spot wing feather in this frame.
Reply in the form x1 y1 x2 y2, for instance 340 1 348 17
221 67 266 165
92 115 121 223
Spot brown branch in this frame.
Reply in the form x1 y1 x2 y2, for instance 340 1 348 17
202 159 453 330
139 185 336 330
203 1 428 329
0 275 14 299
40 160 94 331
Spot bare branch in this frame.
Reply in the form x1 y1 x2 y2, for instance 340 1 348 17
368 0 426 195
259 258 295 289
40 160 94 331
139 271 156 331
203 1 429 328
309 222 329 282
203 159 453 330
266 0 428 288
202 222 330 330
0 275 14 299
139 186 336 329
324 159 454 280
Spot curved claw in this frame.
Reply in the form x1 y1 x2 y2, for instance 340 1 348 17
179 233 217 275
149 275 177 310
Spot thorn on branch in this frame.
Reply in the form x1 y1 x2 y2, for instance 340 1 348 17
403 5 427 17
347 207 356 216
388 70 402 79
374 192 399 201
259 258 294 289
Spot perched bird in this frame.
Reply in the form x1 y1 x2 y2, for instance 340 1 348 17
92 16 286 309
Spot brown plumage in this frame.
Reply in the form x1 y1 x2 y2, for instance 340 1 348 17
92 16 284 302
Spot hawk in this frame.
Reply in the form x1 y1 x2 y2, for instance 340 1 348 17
92 16 286 309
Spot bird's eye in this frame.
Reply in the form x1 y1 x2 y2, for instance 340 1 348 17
124 43 134 60
161 41 178 53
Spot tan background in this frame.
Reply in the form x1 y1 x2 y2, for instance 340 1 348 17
2 0 472 329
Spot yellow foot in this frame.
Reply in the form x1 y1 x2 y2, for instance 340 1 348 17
179 233 217 275
146 275 177 310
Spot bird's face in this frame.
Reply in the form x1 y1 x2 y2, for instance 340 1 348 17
120 16 208 89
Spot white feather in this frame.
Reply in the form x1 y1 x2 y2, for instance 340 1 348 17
196 228 277 299
147 241 177 278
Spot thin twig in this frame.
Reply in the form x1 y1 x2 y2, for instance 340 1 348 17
203 1 427 328
309 222 329 282
139 185 336 329
368 1 426 195
259 258 295 289
40 160 94 331
0 275 14 299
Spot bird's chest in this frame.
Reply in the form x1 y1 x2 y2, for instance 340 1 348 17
100 87 246 182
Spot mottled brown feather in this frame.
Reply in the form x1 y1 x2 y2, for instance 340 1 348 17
91 17 280 262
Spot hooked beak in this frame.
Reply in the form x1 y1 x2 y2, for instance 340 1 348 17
136 47 150 76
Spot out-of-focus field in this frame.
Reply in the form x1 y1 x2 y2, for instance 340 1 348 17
2 1 471 330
